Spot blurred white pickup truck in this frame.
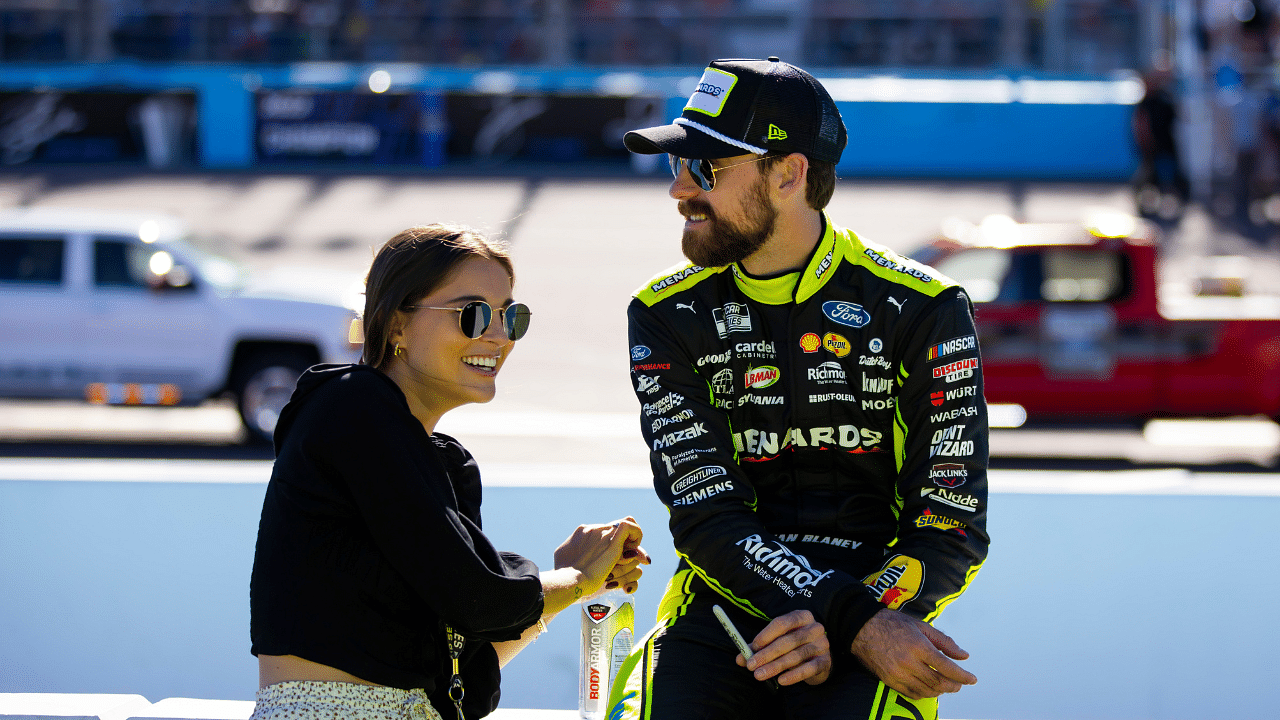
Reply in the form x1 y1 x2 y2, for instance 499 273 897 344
0 207 361 443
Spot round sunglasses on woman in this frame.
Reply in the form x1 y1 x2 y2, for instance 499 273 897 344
249 224 649 720
403 300 532 341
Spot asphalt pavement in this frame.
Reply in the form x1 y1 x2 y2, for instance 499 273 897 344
1 167 1278 468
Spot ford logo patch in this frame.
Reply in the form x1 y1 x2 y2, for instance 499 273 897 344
822 301 871 328
630 345 652 361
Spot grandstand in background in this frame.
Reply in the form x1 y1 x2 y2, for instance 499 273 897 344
1 0 1153 73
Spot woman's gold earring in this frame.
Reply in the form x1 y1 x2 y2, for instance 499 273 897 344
394 344 403 357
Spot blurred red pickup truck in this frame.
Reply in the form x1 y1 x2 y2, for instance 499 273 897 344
914 212 1279 423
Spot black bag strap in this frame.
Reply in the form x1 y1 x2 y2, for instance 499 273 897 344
444 625 465 720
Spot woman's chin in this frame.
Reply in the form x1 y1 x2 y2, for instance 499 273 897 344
466 385 498 405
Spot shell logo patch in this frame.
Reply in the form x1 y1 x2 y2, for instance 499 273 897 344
863 555 924 609
799 332 822 353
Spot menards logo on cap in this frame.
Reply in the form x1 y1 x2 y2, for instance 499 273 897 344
685 67 737 117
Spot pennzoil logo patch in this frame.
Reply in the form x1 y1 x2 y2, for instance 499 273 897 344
863 555 924 610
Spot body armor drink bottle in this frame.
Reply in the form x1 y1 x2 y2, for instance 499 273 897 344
579 589 634 720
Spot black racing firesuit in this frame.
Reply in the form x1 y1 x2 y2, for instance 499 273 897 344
610 213 988 720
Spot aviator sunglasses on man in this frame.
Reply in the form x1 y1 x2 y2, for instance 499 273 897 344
668 154 771 192
405 301 532 341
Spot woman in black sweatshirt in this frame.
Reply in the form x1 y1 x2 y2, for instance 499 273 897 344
249 224 649 720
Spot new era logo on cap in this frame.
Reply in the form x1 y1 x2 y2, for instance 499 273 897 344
623 57 847 163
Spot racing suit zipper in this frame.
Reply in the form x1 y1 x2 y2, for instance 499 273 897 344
787 295 800 528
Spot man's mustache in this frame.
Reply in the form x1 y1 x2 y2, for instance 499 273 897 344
678 200 716 221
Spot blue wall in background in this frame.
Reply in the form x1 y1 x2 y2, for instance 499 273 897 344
839 101 1135 178
0 63 1139 178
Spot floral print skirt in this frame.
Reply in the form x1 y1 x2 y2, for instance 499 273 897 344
250 680 444 720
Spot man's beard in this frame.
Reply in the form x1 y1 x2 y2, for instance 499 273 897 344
680 178 777 268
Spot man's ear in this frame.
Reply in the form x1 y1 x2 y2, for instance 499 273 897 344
773 152 809 200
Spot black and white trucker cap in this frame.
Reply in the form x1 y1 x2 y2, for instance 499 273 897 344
623 57 847 162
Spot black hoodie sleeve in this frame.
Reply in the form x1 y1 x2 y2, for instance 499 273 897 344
290 368 543 640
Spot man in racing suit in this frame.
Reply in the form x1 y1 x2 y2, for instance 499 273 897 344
609 58 989 720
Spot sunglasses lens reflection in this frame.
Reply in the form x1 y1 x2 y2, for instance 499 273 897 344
668 155 715 192
460 301 492 338
506 303 531 341
690 159 714 191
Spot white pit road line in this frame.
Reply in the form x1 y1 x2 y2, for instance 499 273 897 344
1 458 1278 496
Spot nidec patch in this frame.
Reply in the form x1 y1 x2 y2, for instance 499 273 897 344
863 554 924 610
685 68 738 117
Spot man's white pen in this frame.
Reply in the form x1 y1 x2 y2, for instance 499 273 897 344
712 604 780 689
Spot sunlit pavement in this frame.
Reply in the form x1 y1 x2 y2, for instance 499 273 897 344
3 172 1279 461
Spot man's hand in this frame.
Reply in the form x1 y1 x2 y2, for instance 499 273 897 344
850 608 976 700
734 610 832 686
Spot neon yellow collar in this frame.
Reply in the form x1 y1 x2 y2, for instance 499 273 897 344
730 212 841 304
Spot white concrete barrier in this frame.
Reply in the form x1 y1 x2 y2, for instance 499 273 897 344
2 462 1278 720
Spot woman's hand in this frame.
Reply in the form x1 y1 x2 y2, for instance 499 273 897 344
554 516 651 600
504 517 652 667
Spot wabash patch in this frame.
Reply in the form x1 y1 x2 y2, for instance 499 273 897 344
863 555 925 610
